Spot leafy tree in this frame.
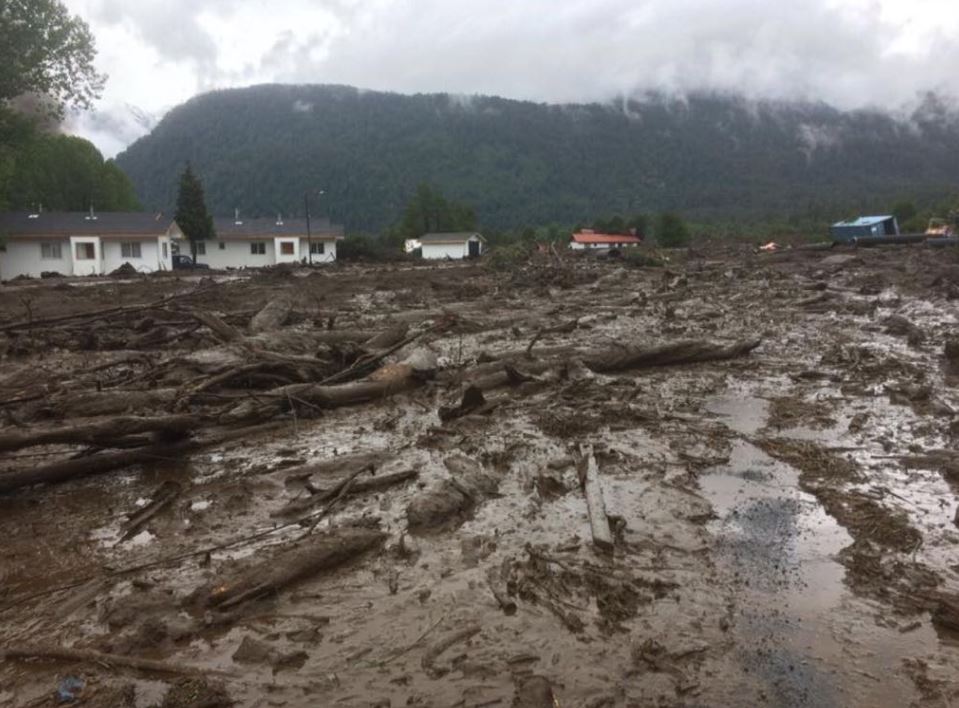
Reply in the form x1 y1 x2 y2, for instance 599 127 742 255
175 164 215 259
392 183 476 244
655 212 691 247
892 200 917 224
0 0 105 118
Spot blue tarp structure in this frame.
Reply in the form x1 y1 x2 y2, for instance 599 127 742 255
830 216 900 242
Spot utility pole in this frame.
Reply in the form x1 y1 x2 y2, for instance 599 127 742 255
305 192 312 266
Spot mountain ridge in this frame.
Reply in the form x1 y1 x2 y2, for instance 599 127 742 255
115 83 959 230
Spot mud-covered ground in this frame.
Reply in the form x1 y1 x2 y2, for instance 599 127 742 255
2 244 959 707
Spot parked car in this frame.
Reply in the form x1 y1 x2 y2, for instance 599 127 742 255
172 254 210 270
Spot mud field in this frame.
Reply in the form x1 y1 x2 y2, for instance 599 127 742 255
2 245 959 707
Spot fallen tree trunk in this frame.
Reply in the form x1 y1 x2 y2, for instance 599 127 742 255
0 422 284 495
581 338 762 373
27 388 179 420
1 645 212 676
224 348 438 423
205 526 387 609
276 469 418 517
249 297 292 334
0 413 200 453
120 480 182 542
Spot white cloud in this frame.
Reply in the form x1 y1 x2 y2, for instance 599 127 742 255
60 0 959 156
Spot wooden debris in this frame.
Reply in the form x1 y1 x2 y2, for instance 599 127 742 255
276 469 418 517
120 480 183 542
578 446 614 552
1 644 214 676
249 297 292 333
421 624 481 678
581 338 761 374
206 526 387 610
0 414 199 453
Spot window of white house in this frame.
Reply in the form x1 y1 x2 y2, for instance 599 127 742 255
251 242 266 255
162 242 168 258
310 241 325 254
280 242 295 255
41 243 62 259
195 242 206 255
121 242 142 258
219 241 226 250
75 242 95 260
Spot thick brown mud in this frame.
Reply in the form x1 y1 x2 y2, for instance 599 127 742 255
2 246 959 706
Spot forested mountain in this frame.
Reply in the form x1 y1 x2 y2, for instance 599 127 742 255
0 108 141 212
116 84 959 231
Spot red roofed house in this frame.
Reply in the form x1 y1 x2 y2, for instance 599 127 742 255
570 229 643 250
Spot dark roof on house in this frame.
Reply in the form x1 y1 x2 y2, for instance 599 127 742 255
0 211 173 236
213 216 344 239
420 232 485 244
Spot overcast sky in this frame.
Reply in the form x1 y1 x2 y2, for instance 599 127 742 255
62 0 959 157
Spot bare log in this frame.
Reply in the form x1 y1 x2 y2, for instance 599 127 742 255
187 309 243 343
363 323 410 350
0 414 199 453
28 388 179 420
421 624 482 678
120 480 182 542
206 526 387 609
249 297 292 334
1 644 213 676
276 469 418 517
581 338 761 373
0 423 283 495
578 446 613 552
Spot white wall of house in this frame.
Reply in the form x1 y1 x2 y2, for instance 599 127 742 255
102 238 169 273
299 237 337 263
0 239 71 279
69 236 102 276
421 236 483 260
1 232 175 280
193 238 276 269
274 237 300 264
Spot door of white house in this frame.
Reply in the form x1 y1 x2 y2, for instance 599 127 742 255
273 237 299 264
69 236 102 276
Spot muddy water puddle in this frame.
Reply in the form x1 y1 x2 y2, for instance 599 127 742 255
702 394 941 707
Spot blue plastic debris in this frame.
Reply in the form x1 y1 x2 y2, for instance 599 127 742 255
57 676 84 703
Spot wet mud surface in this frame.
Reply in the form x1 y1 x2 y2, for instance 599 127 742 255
2 246 959 706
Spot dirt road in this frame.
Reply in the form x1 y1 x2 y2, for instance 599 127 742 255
1 245 958 707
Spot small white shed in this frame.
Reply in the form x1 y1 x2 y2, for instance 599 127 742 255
419 232 486 260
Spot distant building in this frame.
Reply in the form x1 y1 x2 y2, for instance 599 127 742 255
418 232 486 260
0 210 178 279
830 216 899 242
184 215 344 268
570 229 643 250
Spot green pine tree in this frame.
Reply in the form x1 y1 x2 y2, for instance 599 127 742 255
655 212 691 247
175 164 215 259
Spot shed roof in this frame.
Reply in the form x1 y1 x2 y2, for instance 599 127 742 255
0 211 173 237
213 216 343 239
571 231 642 245
420 232 485 244
831 215 895 228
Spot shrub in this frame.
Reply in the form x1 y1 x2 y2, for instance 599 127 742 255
655 212 691 247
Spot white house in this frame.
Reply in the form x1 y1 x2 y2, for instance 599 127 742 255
570 229 643 250
0 211 178 280
183 215 344 268
418 232 486 260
